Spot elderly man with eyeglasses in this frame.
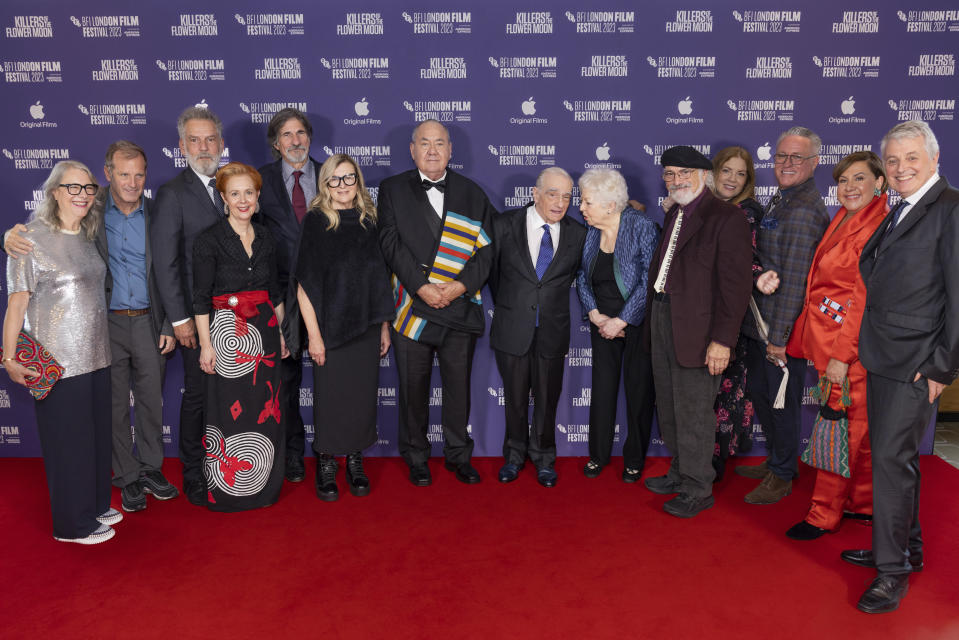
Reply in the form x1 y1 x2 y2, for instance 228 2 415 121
736 127 830 505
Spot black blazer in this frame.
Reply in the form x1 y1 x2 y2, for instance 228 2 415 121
95 191 172 345
255 157 320 292
488 205 586 358
859 177 959 385
378 168 496 335
150 168 224 324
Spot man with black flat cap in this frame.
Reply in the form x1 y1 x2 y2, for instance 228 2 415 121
643 146 753 518
378 119 496 486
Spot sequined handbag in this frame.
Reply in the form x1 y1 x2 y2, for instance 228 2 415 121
800 375 851 478
0 331 65 400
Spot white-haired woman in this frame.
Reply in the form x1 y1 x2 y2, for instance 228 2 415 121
576 168 659 481
3 161 118 544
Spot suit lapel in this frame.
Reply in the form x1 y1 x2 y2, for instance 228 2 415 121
878 178 947 255
408 171 442 238
184 169 221 218
513 206 537 280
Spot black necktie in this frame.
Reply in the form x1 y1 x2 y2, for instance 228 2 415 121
208 177 225 215
421 178 446 193
879 199 908 247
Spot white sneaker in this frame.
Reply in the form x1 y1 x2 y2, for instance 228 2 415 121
54 523 116 545
96 508 123 526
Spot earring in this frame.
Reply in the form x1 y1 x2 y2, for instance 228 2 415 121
874 187 881 196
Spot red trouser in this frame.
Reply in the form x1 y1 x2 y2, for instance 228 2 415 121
805 360 873 530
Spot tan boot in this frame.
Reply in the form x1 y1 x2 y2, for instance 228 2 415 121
744 471 792 504
734 458 768 479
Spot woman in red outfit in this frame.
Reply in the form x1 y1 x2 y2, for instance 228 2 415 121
784 151 889 539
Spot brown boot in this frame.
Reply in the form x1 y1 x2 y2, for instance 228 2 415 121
744 471 792 504
734 458 768 479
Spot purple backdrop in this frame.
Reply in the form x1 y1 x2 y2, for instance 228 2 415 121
1 1 954 457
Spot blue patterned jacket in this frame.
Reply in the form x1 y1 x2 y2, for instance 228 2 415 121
576 206 660 326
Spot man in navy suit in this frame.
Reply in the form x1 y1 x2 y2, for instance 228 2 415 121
843 120 959 613
488 167 585 488
255 108 319 483
151 106 228 506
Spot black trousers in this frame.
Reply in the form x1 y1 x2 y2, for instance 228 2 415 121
178 344 207 489
867 372 935 575
495 334 565 469
280 354 305 463
34 367 111 538
588 323 655 470
650 298 721 498
393 329 476 467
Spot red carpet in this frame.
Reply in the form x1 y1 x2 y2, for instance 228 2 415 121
1 456 957 639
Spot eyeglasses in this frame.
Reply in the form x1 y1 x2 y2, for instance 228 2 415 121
773 153 817 165
59 183 98 195
662 169 694 182
327 173 357 188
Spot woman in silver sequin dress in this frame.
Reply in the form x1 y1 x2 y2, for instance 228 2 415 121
3 161 116 545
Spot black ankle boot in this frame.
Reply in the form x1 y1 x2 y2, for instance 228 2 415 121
315 454 339 502
346 452 370 497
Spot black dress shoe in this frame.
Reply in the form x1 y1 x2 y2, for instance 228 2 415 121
840 549 924 572
444 460 480 484
345 452 370 497
583 460 603 479
409 464 432 487
184 481 206 507
536 467 557 488
285 457 305 483
315 455 339 502
857 574 909 614
786 520 833 540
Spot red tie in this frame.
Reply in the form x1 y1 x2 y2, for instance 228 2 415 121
292 170 307 223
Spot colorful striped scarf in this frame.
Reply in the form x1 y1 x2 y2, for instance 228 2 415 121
391 210 490 341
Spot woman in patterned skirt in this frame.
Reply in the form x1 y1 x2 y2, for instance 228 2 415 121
193 161 289 511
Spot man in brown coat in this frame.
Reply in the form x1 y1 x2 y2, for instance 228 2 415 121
643 146 753 518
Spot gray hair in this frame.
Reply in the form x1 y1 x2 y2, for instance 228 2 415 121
31 160 102 240
411 118 449 142
881 119 940 161
536 166 573 189
176 105 223 140
578 168 628 212
777 126 822 157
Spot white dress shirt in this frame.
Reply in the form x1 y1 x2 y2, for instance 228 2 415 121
526 205 560 266
894 173 940 226
418 170 447 218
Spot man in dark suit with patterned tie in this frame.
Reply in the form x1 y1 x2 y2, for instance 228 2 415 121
842 120 959 613
151 106 228 505
378 119 495 486
488 167 586 488
256 108 320 484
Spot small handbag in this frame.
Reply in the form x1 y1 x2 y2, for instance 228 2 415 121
800 375 851 478
0 331 65 400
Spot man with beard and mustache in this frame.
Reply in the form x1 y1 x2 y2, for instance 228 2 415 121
643 146 752 518
151 106 228 506
255 108 320 484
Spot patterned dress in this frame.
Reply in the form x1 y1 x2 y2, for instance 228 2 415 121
193 219 285 511
713 197 764 479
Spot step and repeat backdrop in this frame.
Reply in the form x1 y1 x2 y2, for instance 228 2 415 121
0 1 955 457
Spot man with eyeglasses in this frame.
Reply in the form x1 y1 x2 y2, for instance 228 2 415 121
151 105 228 506
643 146 752 518
254 108 320 484
378 119 496 486
737 126 829 505
488 167 586 488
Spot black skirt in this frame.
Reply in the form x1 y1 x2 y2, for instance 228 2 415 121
312 324 381 454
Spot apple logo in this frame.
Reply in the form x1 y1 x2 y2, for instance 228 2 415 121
521 96 536 115
354 97 370 117
841 96 856 115
756 142 772 161
29 101 45 120
195 98 209 109
595 142 611 161
677 97 693 115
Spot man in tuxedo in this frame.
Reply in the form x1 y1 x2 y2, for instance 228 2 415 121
737 126 829 505
378 119 495 486
255 108 319 483
151 106 227 506
842 120 959 613
3 141 179 513
643 146 752 518
489 167 586 488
